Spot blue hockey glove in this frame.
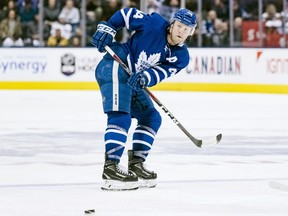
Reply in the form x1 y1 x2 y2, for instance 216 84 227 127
127 71 149 91
91 21 117 53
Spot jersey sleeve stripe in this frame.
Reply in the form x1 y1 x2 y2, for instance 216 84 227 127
143 71 151 85
154 66 168 79
120 8 132 30
151 69 160 84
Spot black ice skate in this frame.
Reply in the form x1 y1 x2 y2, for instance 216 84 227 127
128 150 157 188
101 154 138 191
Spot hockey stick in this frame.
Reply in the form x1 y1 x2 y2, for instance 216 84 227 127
105 46 222 147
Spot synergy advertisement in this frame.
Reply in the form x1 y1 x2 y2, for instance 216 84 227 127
0 47 287 93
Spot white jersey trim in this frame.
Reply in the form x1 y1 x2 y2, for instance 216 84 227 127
151 69 160 84
121 8 132 30
154 66 168 79
143 71 151 85
112 61 119 111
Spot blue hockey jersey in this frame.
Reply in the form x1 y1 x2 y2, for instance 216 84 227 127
107 8 190 87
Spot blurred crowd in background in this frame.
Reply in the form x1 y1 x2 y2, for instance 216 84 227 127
0 0 287 48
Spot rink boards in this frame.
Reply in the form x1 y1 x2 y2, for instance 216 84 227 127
0 47 287 94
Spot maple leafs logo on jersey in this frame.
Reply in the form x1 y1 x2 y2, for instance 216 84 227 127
135 51 161 72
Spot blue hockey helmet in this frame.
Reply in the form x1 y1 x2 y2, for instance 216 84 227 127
172 8 197 34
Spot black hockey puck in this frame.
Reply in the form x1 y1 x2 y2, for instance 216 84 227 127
84 209 95 214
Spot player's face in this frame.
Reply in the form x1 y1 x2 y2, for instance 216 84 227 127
167 20 193 46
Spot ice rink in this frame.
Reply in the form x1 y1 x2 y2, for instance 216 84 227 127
0 90 288 216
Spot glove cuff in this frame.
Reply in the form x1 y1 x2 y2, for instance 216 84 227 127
97 22 117 37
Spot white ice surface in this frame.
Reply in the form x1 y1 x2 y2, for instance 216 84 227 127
0 90 288 216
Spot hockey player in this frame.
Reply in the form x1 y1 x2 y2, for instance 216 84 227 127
92 7 197 190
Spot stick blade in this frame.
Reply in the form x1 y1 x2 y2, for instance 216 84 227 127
195 133 222 147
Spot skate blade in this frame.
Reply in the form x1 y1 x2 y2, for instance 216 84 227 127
139 179 157 188
101 180 139 191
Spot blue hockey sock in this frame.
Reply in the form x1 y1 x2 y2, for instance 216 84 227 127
132 125 156 161
132 108 162 161
105 112 131 163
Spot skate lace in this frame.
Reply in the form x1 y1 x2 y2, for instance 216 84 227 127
116 164 133 176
